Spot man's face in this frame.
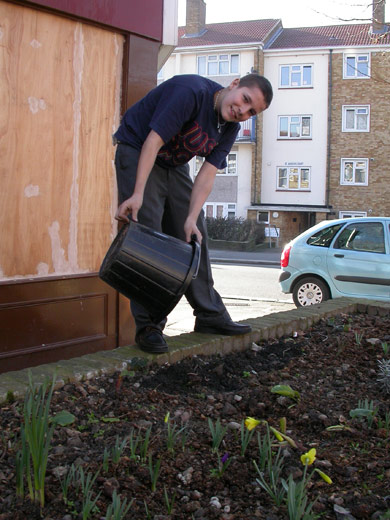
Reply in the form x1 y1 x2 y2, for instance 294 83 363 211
221 78 267 123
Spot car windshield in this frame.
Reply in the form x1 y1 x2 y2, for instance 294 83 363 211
306 224 343 247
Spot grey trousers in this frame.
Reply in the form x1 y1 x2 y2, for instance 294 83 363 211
115 144 228 334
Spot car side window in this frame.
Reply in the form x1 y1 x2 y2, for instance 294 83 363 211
334 222 386 253
306 224 343 247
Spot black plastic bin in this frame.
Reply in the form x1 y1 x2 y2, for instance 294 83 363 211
99 220 201 323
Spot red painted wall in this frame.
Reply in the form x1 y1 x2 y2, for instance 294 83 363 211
19 0 164 40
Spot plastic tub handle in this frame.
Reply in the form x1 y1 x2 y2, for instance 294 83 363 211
190 235 201 279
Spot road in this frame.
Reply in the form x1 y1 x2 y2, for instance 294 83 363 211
165 264 294 336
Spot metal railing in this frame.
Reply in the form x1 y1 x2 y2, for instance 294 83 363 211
265 224 280 248
235 117 255 141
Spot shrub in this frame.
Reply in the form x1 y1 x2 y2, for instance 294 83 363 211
206 217 265 244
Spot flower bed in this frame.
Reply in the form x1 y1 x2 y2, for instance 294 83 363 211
0 311 389 519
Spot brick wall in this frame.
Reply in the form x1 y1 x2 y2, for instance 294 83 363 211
329 50 390 217
185 0 206 35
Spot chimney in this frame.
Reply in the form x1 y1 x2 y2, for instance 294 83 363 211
185 0 206 36
372 0 386 33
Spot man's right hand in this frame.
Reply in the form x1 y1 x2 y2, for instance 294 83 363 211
115 193 143 222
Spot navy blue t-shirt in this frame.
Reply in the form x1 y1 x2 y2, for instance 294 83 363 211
114 75 240 170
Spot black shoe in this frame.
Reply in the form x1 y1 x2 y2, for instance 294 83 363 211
135 327 168 353
194 317 251 336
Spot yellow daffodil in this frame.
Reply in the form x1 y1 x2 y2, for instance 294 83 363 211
315 469 333 484
269 426 284 442
300 448 316 466
245 417 260 431
164 412 170 423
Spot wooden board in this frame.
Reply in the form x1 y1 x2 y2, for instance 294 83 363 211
0 1 123 279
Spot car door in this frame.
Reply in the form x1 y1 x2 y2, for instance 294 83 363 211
326 220 390 299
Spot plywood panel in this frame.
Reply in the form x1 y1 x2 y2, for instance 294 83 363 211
1 3 70 278
0 1 123 280
77 24 122 271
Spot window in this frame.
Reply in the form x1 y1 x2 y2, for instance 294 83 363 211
195 156 204 175
227 204 236 219
343 53 370 78
195 153 237 176
278 115 312 139
342 106 370 132
306 224 343 247
205 203 236 219
217 153 237 175
339 211 367 219
279 64 313 88
340 159 368 185
257 211 270 224
277 166 311 190
197 54 239 76
334 222 385 253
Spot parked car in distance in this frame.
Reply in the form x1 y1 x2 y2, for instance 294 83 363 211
279 217 390 307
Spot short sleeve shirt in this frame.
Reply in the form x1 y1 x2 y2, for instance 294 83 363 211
114 75 240 170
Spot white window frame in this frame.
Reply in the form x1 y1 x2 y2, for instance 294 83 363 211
217 152 237 175
279 64 313 88
339 211 367 218
194 156 205 176
277 166 311 191
194 153 237 176
343 53 370 79
257 211 270 224
278 115 312 139
342 105 370 132
197 53 239 76
204 203 236 219
340 158 369 186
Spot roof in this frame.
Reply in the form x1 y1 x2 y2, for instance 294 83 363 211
177 20 390 50
264 23 390 49
177 19 281 47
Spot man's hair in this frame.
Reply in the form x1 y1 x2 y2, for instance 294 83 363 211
239 73 273 108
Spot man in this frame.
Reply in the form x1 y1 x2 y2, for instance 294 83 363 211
114 73 273 354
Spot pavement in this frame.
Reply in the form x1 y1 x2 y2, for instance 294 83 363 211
164 246 288 337
209 246 282 266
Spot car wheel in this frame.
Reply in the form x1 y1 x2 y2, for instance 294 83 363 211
292 277 330 307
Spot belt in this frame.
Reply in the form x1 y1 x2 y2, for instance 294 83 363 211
112 135 127 146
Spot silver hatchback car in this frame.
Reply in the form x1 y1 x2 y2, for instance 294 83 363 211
279 217 390 307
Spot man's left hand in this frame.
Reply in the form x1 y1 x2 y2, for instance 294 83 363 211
184 218 202 244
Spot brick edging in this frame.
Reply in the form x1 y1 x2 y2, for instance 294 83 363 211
1 297 388 404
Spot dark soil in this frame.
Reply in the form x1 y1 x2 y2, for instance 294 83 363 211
1 312 390 520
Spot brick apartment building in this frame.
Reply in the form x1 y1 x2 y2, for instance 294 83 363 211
161 0 390 245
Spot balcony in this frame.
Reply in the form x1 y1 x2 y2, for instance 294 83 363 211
235 117 256 142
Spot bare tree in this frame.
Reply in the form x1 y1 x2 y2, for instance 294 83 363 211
310 0 386 26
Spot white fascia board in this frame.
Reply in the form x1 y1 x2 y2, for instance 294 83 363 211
163 0 178 46
264 44 390 56
248 205 331 212
174 43 264 53
265 48 331 57
340 44 390 52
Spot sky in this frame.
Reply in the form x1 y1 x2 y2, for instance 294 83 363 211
178 0 386 28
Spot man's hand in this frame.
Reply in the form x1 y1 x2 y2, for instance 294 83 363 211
115 130 164 223
115 193 143 222
184 217 202 244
